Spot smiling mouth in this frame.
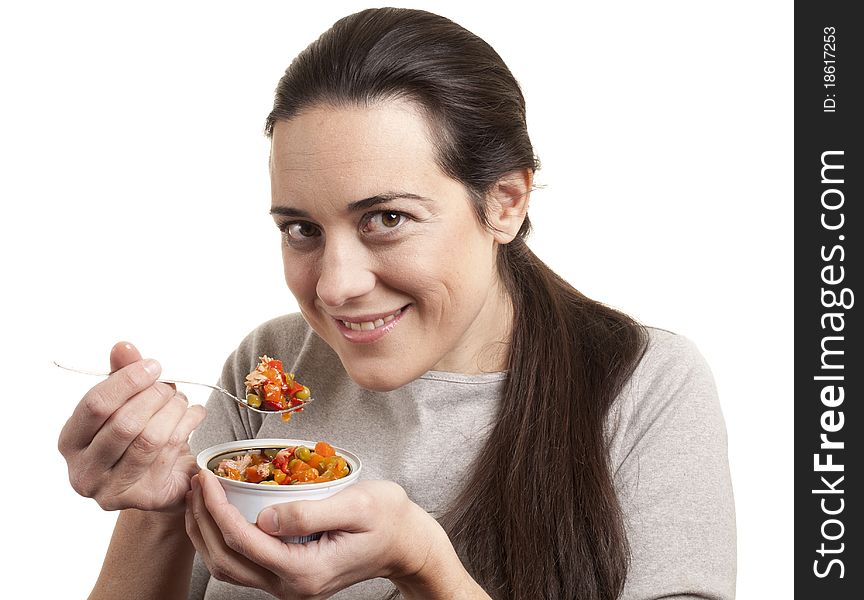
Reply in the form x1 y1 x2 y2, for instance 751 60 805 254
338 307 404 331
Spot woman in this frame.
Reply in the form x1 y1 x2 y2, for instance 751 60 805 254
58 8 735 600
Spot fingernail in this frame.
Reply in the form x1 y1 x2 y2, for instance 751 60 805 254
258 508 279 534
142 359 160 376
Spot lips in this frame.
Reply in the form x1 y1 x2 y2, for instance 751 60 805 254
332 305 409 342
338 307 403 331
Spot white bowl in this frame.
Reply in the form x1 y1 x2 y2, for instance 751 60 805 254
196 438 362 543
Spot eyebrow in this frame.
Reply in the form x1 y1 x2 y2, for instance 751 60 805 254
270 192 432 219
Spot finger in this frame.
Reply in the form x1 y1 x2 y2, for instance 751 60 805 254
110 341 143 373
199 469 286 556
197 471 293 589
153 401 208 475
200 470 344 596
256 482 377 539
104 391 193 485
79 380 176 472
189 473 275 588
168 401 207 458
60 358 164 457
117 402 206 487
186 480 212 562
185 482 245 588
165 402 207 467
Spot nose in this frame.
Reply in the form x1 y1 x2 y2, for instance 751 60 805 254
315 237 377 308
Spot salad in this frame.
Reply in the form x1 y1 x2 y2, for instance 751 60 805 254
213 441 350 485
245 355 310 422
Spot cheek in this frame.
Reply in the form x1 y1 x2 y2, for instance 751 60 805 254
282 252 318 304
434 216 496 272
396 227 497 310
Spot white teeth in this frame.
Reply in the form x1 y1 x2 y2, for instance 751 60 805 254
341 307 405 331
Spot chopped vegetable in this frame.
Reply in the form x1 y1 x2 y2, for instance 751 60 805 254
314 441 335 458
213 442 350 485
244 355 310 421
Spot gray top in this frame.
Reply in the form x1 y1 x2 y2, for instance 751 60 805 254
188 313 736 599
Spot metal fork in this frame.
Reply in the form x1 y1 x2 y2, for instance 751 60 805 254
53 361 313 416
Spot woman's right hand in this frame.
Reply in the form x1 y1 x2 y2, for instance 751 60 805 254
58 341 207 512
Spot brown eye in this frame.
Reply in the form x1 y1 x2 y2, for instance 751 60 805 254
360 211 408 236
381 212 401 227
286 221 320 239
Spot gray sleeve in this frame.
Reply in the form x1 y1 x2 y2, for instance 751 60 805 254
611 331 736 600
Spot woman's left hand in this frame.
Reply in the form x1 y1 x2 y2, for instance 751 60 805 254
185 469 485 599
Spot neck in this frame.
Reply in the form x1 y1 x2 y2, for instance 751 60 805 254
433 278 513 374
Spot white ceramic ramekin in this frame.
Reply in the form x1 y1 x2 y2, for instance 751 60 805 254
196 438 362 543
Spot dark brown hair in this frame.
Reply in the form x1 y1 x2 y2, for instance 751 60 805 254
265 8 647 599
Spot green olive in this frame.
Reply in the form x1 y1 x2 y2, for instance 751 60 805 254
246 393 262 408
295 445 312 462
263 448 279 459
295 386 311 400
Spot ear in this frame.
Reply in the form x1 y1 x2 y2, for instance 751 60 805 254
486 168 533 244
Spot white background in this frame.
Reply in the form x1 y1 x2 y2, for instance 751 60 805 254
0 1 792 597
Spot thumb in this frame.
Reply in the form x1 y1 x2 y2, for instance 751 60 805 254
256 484 373 536
110 341 143 373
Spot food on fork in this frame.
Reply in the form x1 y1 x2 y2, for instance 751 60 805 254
244 355 310 422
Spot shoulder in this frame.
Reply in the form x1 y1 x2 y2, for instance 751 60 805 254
632 326 717 398
607 326 725 469
610 327 736 598
636 326 711 376
630 326 717 406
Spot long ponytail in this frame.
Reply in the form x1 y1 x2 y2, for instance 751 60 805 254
440 236 646 598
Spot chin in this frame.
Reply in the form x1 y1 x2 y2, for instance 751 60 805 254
347 369 409 393
342 360 419 393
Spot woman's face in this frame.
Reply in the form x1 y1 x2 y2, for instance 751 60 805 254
269 100 513 391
